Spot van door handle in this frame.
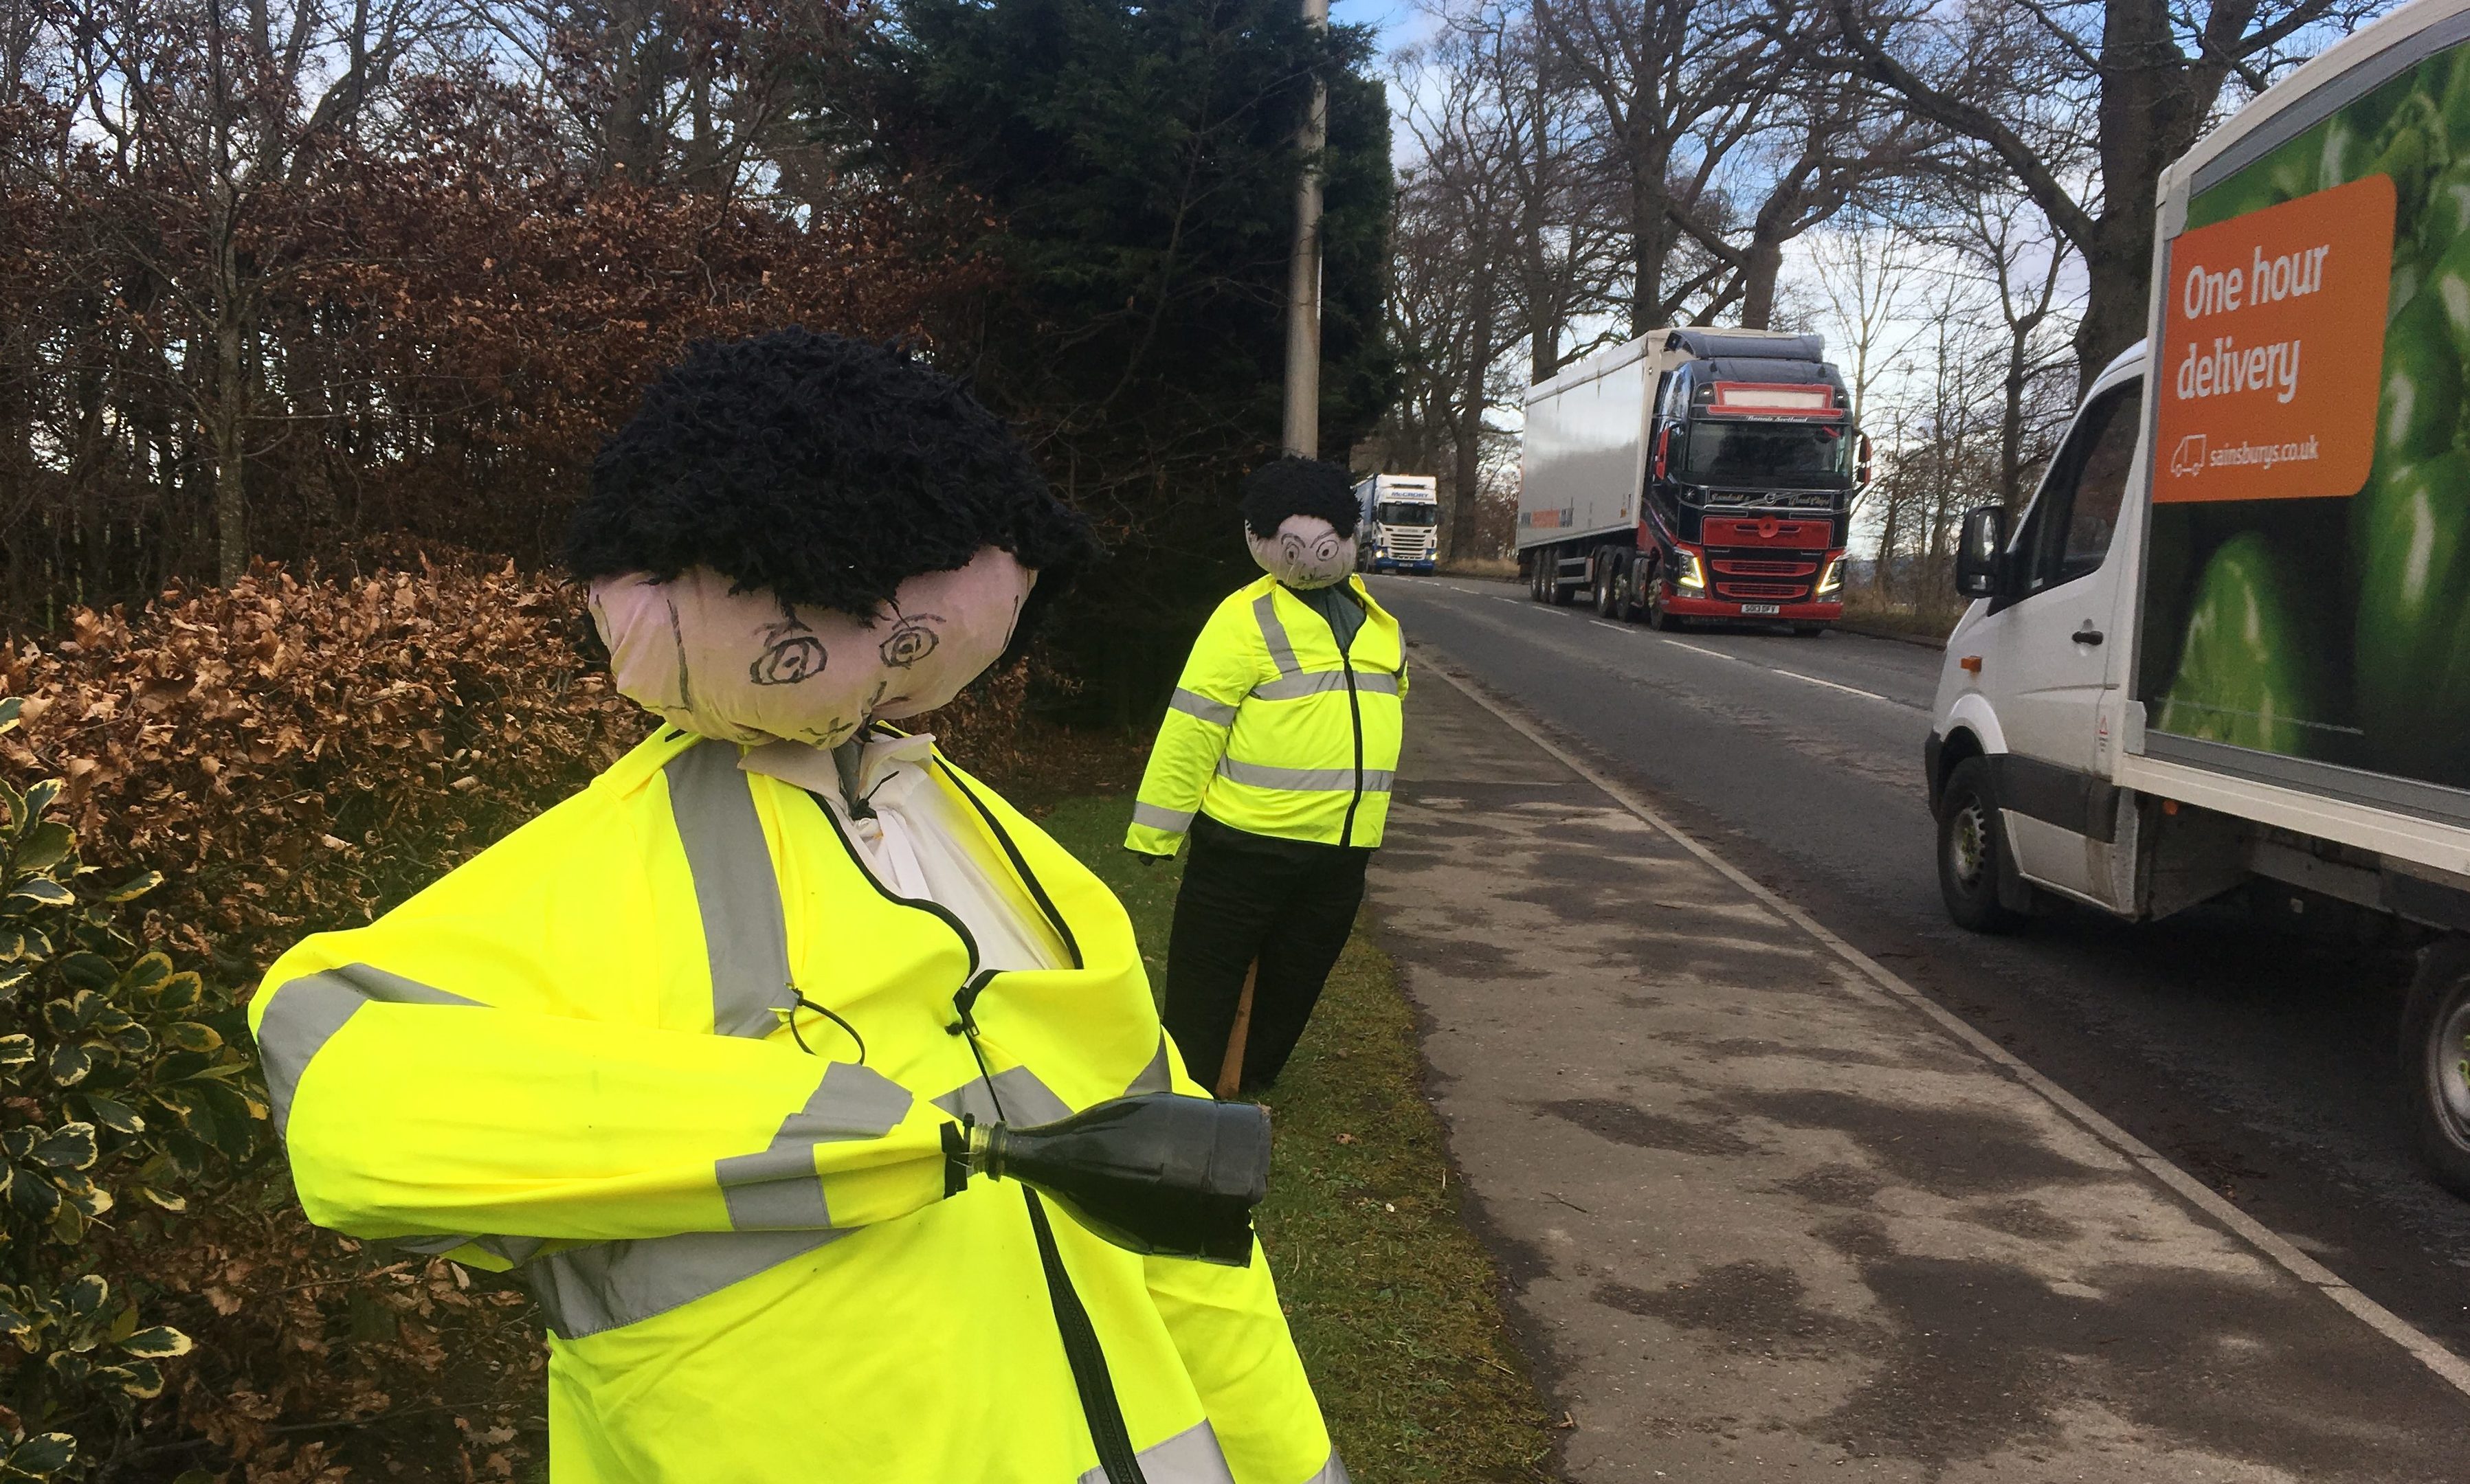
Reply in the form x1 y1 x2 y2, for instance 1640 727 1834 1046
2073 625 2104 646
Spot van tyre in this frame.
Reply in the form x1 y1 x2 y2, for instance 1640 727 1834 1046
1937 757 2028 934
2400 936 2470 1198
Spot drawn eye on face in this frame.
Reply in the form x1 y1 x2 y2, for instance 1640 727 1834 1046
750 607 827 686
878 612 943 668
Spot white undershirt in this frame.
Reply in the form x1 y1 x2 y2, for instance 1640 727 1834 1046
739 734 1065 973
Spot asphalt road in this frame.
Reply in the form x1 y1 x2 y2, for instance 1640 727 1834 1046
1365 572 2470 1367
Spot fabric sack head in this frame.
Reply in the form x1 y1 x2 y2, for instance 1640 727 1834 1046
1247 515 1355 590
590 547 1034 746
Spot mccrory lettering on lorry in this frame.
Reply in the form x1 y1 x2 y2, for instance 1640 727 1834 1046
1924 0 2470 1198
1516 327 1870 635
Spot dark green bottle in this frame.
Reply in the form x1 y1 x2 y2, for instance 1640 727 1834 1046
945 1093 1271 1265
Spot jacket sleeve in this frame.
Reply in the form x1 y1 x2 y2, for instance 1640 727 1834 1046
1126 598 1261 857
249 794 954 1262
1137 1042 1337 1481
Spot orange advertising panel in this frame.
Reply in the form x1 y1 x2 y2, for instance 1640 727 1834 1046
2154 174 2395 504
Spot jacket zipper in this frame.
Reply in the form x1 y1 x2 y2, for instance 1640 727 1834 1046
801 776 1144 1484
1339 648 1364 848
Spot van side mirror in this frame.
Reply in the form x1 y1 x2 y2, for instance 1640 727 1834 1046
1955 506 2008 598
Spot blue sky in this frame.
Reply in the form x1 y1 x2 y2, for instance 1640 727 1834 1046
1330 0 1414 34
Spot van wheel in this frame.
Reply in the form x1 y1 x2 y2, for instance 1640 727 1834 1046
2401 937 2470 1198
1937 757 2026 934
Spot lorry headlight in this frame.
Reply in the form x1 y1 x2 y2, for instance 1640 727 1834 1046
1674 550 1706 592
1816 556 1844 596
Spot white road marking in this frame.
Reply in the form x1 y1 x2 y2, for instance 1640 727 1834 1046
1768 667 1905 706
1419 656 2470 1405
1660 638 1752 665
1589 620 1629 633
1657 638 1915 710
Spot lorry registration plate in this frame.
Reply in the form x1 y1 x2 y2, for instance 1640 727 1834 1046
1739 603 1781 616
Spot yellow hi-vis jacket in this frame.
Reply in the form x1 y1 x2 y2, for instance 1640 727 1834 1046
1125 576 1405 857
249 727 1342 1484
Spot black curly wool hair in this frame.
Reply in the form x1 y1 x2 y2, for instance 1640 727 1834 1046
566 329 1096 616
1240 457 1360 540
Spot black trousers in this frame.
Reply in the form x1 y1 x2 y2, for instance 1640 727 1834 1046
1162 816 1370 1095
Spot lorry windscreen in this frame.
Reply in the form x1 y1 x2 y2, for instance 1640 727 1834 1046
1680 420 1849 487
1376 501 1438 526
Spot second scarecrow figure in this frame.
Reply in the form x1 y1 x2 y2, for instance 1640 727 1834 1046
1126 458 1408 1097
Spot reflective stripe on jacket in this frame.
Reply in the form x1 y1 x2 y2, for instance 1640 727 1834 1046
1126 575 1405 855
249 728 1342 1484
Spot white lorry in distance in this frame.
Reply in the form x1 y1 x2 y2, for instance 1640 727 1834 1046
1924 0 2470 1194
1353 473 1440 574
1516 327 1869 633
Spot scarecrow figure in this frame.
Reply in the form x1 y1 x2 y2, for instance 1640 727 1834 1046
1126 458 1408 1096
252 330 1345 1483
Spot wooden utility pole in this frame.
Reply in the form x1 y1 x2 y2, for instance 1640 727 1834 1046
1281 0 1328 458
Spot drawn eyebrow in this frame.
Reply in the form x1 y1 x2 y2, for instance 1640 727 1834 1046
665 594 693 711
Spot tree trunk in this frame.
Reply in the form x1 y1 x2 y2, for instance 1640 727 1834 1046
1999 311 2040 512
2074 0 2213 385
211 311 249 588
1447 311 1497 562
1737 236 1786 330
1627 122 1669 335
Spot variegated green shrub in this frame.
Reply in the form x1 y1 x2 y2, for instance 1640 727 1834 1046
0 695 264 1478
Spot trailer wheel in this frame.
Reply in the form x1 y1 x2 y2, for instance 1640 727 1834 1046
2401 937 2470 1198
1593 559 1620 616
1528 559 1547 603
1937 757 2027 934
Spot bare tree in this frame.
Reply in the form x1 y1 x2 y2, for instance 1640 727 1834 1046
1451 3 1625 381
1528 0 1794 333
45 0 451 583
1933 190 2081 512
1805 220 1923 434
1388 22 1526 561
1835 0 2388 387
1674 14 1935 329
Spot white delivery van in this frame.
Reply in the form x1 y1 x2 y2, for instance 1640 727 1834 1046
1924 0 2470 1193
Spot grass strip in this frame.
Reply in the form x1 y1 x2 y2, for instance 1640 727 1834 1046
1035 794 1557 1483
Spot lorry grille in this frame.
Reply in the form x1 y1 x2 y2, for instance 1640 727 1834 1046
1707 490 1836 511
1711 556 1816 577
1703 545 1825 601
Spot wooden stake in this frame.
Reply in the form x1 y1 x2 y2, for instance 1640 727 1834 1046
1214 960 1259 1099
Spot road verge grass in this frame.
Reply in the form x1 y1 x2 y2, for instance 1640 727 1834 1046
1032 794 1557 1482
